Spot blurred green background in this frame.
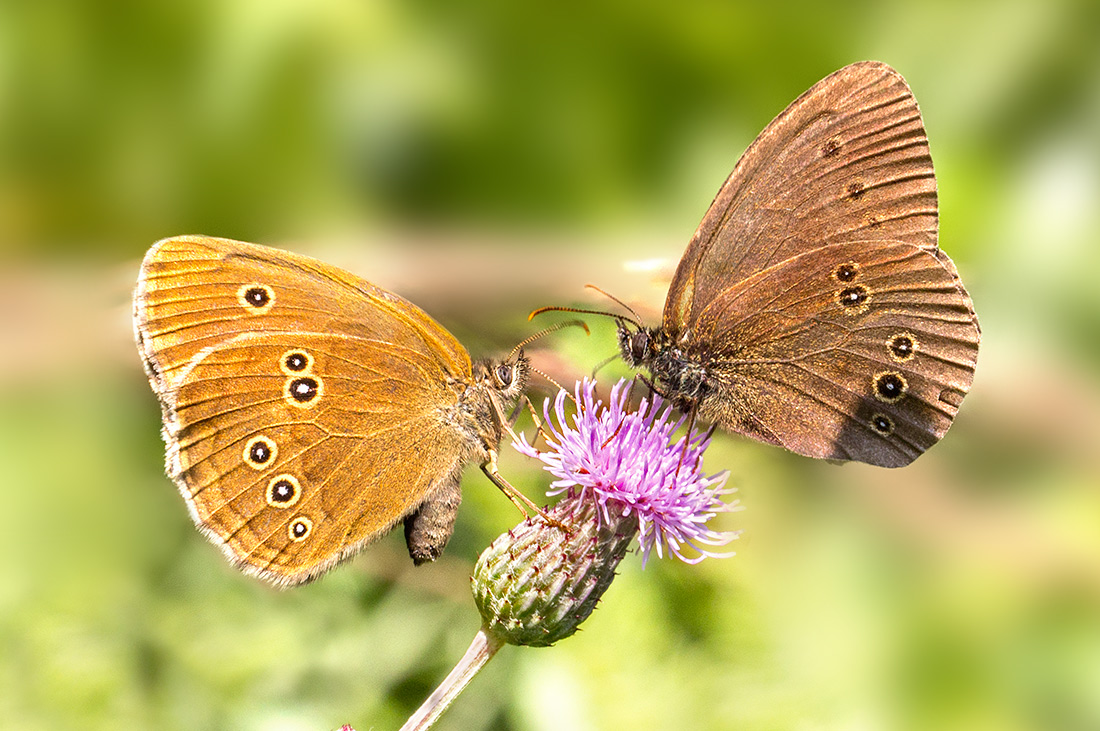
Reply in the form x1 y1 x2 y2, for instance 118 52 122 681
2 1 1099 729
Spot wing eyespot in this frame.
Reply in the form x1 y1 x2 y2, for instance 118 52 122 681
266 474 302 508
873 371 907 403
870 413 895 436
288 516 313 542
836 284 871 314
284 376 323 408
243 436 278 470
887 333 918 362
281 350 313 374
832 261 861 283
237 283 275 314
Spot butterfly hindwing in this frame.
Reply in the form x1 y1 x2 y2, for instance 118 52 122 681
165 330 473 584
692 239 979 467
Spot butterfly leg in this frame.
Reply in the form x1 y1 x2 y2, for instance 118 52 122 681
490 387 555 459
673 405 710 480
518 395 558 449
481 451 569 532
589 352 620 379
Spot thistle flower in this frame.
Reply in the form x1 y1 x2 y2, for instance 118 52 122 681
473 377 736 648
515 377 735 565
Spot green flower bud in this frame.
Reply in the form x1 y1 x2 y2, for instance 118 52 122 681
472 496 635 647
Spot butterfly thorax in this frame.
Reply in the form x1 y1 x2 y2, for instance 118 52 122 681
618 324 710 410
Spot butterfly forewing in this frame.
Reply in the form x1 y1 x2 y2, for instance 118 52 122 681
666 61 938 334
136 236 472 395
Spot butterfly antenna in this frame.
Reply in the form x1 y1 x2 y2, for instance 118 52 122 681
528 364 579 447
507 319 589 362
528 303 635 327
583 283 643 324
492 379 559 454
529 283 643 330
529 365 578 404
508 366 570 448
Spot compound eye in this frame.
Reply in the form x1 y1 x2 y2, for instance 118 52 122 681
630 332 649 362
496 364 513 387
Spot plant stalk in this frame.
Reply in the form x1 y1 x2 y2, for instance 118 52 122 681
399 627 503 731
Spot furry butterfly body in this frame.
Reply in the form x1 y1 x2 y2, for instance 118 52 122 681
135 236 528 585
618 62 980 467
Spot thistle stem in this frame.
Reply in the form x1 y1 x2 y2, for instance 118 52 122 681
400 627 504 731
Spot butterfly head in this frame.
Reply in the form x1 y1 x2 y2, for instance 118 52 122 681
483 349 530 404
470 348 529 418
617 320 659 369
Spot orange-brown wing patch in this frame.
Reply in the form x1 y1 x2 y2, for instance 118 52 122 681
135 235 472 395
167 331 471 585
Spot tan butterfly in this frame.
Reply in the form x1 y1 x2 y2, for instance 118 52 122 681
135 235 530 586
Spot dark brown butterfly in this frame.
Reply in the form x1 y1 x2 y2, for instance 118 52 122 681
572 62 979 467
135 236 531 585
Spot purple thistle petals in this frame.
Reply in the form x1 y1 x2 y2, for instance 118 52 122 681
513 378 737 566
